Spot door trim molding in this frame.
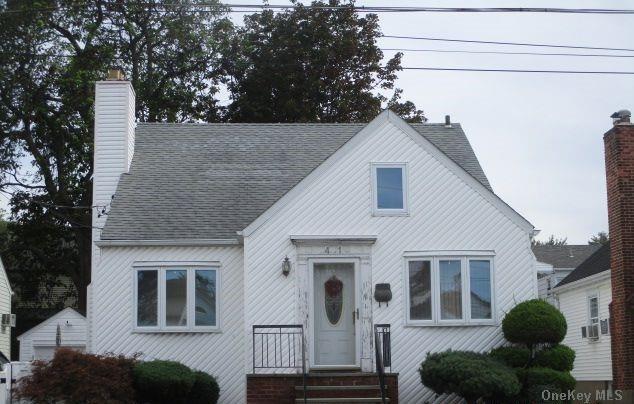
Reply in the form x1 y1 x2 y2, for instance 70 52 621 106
308 258 361 369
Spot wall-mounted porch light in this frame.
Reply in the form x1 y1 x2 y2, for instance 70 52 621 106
282 256 291 277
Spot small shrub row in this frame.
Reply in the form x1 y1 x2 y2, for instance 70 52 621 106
15 349 219 404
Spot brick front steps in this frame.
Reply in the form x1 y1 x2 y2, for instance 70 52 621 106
247 372 398 404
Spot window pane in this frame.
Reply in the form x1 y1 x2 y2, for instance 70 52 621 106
409 261 432 320
166 270 187 326
589 297 599 323
470 260 492 319
137 270 157 326
376 167 404 209
439 260 462 319
195 270 217 326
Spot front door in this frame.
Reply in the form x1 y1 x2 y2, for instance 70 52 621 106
313 262 356 367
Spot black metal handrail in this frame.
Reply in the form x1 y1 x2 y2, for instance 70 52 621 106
252 324 307 403
374 324 391 404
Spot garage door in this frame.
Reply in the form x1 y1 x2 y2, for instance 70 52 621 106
32 345 86 361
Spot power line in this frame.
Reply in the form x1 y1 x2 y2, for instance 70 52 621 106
381 48 634 58
3 3 634 15
402 67 634 75
381 35 634 53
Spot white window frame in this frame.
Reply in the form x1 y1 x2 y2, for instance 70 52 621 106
587 293 600 341
132 262 221 333
404 252 495 326
371 163 409 216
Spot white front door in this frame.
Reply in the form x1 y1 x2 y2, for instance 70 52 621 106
313 262 356 367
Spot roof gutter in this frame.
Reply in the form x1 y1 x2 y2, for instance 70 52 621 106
552 270 611 293
96 238 242 247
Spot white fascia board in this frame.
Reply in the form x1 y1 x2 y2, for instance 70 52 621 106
96 238 242 247
290 235 378 245
242 110 391 237
385 111 534 233
552 270 611 294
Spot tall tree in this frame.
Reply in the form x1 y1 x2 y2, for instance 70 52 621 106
588 231 609 246
226 0 424 123
0 0 231 311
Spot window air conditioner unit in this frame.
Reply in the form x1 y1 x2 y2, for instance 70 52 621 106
1 314 16 327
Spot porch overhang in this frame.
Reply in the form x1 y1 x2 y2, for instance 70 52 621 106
290 235 377 245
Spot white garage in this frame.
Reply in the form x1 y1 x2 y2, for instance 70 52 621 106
17 308 87 361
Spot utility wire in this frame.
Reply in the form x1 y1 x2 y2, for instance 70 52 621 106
402 67 634 75
3 3 634 15
380 48 634 58
381 35 634 53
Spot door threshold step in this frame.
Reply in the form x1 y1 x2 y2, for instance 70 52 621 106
295 399 388 403
295 385 381 391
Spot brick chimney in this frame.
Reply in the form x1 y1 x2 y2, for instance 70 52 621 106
604 108 634 400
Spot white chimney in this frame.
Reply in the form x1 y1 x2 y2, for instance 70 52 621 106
91 69 135 259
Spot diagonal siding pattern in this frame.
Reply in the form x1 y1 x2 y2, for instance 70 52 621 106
244 120 536 403
93 246 245 404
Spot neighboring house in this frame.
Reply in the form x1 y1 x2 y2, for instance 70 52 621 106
532 245 599 304
88 72 537 403
0 257 13 360
17 308 87 361
552 244 612 398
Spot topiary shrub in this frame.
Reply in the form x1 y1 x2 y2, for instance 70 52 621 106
520 367 576 393
502 299 567 346
420 350 521 404
187 371 220 404
489 346 531 368
133 360 196 404
14 348 137 403
533 344 575 372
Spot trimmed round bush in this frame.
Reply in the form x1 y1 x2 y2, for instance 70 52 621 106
420 350 521 403
533 344 575 371
518 367 576 393
133 360 196 404
489 346 531 368
502 299 567 346
187 371 220 404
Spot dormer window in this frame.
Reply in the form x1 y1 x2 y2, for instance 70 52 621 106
372 163 408 215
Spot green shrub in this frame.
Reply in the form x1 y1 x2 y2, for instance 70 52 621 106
533 344 575 371
489 346 531 368
502 299 567 346
420 350 521 403
187 371 220 404
133 360 196 404
518 367 576 393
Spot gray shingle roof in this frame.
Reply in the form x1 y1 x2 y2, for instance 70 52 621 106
532 245 601 269
101 121 492 240
556 243 610 287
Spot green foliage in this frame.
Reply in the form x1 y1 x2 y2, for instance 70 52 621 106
502 299 567 346
518 367 576 394
133 360 196 404
419 351 521 403
533 344 575 372
187 371 220 404
15 348 137 403
489 346 531 368
226 0 424 123
532 235 568 246
588 231 609 246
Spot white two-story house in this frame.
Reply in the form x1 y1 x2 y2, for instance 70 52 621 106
88 70 537 403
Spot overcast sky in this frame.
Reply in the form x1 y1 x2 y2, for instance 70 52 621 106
2 0 632 244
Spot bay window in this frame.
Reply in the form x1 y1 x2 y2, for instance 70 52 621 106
405 254 494 325
134 264 220 331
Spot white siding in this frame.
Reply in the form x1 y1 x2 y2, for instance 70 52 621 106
18 308 87 362
244 119 536 403
0 261 11 358
92 246 245 404
556 275 612 381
